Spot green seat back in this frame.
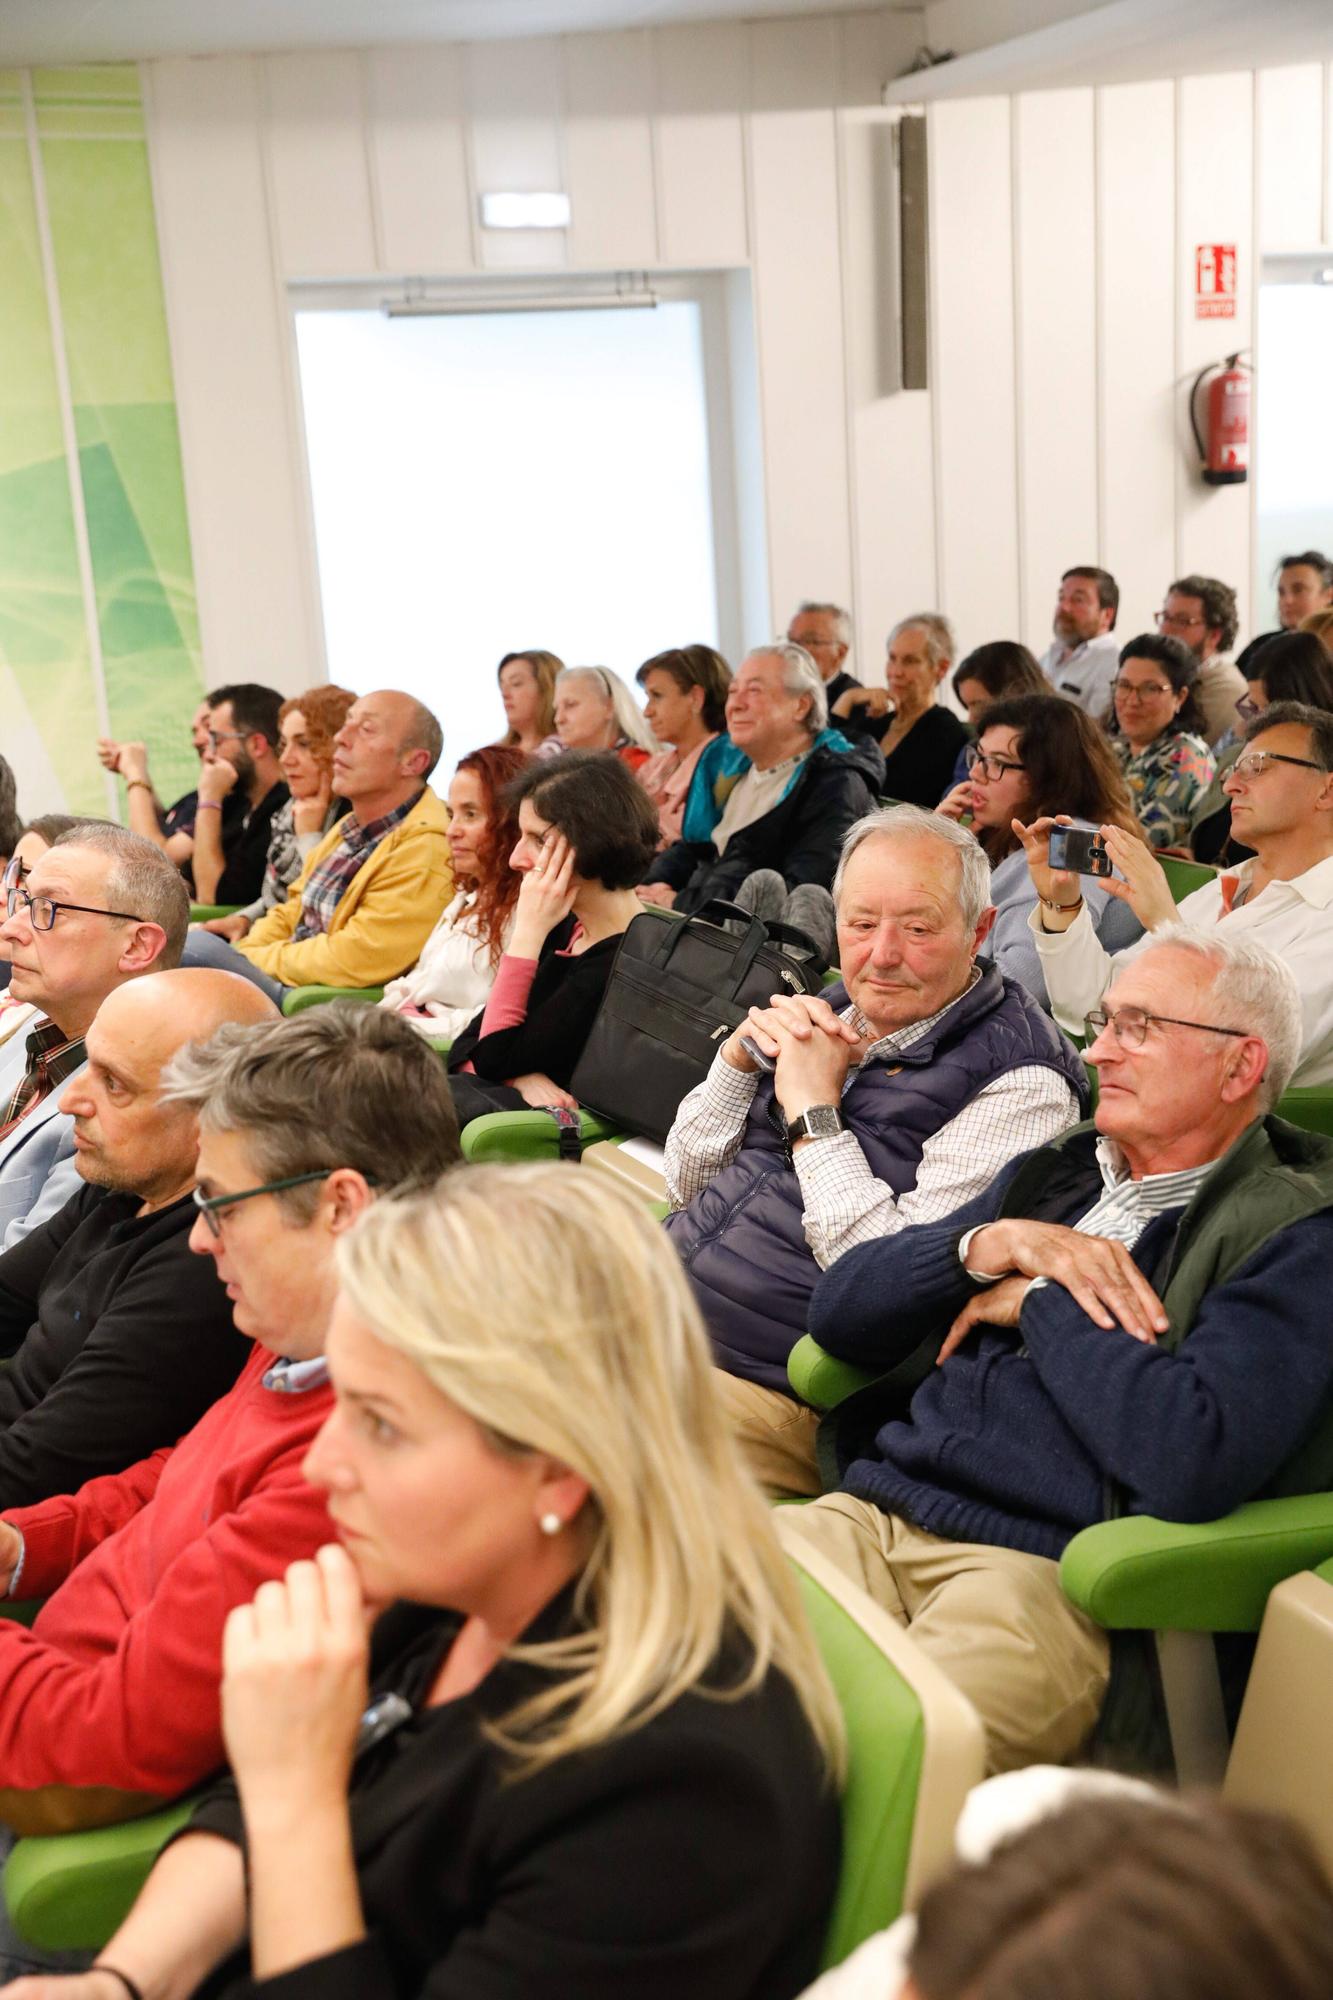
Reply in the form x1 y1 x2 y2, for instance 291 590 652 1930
281 985 385 1016
1158 855 1217 903
1277 1088 1333 1139
4 1798 197 1952
187 904 241 923
793 1561 926 1968
460 1107 625 1162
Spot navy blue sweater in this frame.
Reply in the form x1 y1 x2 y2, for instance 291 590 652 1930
811 1151 1333 1560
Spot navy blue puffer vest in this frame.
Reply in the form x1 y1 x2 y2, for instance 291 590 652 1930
665 962 1089 1393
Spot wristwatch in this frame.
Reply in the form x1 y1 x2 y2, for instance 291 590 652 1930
785 1104 846 1147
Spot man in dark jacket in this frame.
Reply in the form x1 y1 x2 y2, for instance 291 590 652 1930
639 644 884 916
664 807 1087 1497
0 966 276 1508
779 928 1333 1776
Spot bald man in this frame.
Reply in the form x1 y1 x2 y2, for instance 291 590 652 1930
0 968 277 1509
222 686 452 995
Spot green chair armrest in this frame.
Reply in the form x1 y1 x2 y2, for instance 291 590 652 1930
788 1334 878 1411
460 1108 625 1163
1060 1493 1333 1634
187 904 241 923
280 986 385 1016
1158 856 1218 903
4 1798 197 1952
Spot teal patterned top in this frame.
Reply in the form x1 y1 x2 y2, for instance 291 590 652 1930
1114 729 1216 850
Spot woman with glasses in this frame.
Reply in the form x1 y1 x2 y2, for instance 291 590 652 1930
552 666 659 772
936 695 1145 1007
1102 634 1214 850
1189 630 1333 865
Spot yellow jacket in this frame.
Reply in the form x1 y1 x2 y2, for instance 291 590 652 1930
239 787 453 989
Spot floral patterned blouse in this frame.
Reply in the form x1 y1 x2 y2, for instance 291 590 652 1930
1114 729 1216 850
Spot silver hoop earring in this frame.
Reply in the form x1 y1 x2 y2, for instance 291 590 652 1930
539 1512 563 1537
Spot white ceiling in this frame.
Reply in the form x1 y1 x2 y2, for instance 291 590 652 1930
0 0 916 66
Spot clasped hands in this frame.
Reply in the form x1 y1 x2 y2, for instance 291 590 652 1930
937 1218 1170 1364
723 992 870 1120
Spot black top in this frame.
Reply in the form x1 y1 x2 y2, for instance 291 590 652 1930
215 782 291 905
163 789 198 841
826 670 890 743
448 917 623 1089
879 706 970 810
190 1591 840 2000
0 1185 248 1507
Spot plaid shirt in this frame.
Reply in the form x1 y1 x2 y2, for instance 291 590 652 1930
293 794 420 942
0 1019 87 1138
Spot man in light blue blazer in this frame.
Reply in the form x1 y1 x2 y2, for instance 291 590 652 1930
0 823 188 1247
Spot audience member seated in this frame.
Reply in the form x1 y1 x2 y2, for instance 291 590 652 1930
1038 565 1121 714
0 817 76 1050
0 1006 460 1847
188 684 290 907
1025 701 1333 1084
380 745 526 1041
98 689 223 869
0 758 18 887
0 968 273 1514
200 686 355 944
875 616 967 805
665 807 1086 1499
806 1782 1333 2000
195 690 450 998
790 600 889 745
636 644 731 845
1302 603 1333 652
447 751 657 1125
497 646 564 759
936 695 1145 1006
945 640 1046 788
1156 572 1245 746
1237 549 1333 674
780 929 1333 1774
553 665 658 771
1105 633 1214 849
57 1166 842 2000
1190 631 1333 865
0 823 188 1246
640 645 883 920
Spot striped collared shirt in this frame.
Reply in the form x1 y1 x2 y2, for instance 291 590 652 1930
1070 1137 1213 1246
293 793 420 941
0 1020 86 1139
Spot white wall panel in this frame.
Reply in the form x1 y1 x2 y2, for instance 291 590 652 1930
1176 71 1253 637
747 18 852 621
1012 88 1097 648
262 51 377 277
467 37 566 271
928 96 1020 653
144 57 321 692
367 45 474 274
654 22 748 269
1326 62 1333 246
1257 64 1325 253
563 31 657 268
1096 79 1176 638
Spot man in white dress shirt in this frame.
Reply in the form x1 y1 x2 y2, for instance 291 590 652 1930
1038 565 1121 717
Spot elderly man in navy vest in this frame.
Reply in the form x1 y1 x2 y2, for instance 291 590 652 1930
779 929 1333 1776
664 805 1088 1497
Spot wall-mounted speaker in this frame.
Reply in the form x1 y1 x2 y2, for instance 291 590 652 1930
897 114 929 392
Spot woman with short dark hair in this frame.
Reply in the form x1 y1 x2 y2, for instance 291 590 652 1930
447 751 659 1126
635 644 732 846
1104 633 1214 849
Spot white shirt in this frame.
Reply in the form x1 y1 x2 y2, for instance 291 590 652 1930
378 890 504 1042
711 751 807 856
1038 631 1120 717
1029 850 1333 1086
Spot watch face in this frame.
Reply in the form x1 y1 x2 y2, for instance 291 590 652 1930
800 1104 843 1141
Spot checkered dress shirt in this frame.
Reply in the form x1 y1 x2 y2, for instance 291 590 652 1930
0 1020 86 1139
292 793 420 942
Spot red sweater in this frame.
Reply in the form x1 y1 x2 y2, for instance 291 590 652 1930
0 1344 333 1832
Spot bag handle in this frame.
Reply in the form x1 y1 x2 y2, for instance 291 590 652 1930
646 900 773 994
541 1104 583 1163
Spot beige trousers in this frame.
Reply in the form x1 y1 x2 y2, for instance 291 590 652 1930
712 1370 822 1499
777 1492 1111 1775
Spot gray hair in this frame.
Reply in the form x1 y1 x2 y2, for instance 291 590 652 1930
1245 700 1333 772
160 1005 462 1220
557 667 658 752
400 696 444 778
51 823 189 967
795 600 853 649
831 803 992 930
748 642 828 735
1135 924 1303 1109
888 612 957 671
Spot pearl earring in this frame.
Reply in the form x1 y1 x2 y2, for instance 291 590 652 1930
539 1512 563 1537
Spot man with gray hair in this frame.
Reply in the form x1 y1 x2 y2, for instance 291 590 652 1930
0 822 189 1245
640 643 884 918
665 805 1087 1496
781 926 1333 1776
787 600 854 692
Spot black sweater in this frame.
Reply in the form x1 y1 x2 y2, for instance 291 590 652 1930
190 1593 840 2000
447 918 622 1090
879 706 969 810
0 1185 248 1507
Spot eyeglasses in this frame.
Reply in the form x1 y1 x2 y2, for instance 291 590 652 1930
1154 609 1206 632
192 1169 339 1239
206 728 247 750
1112 677 1174 701
1229 749 1324 780
1234 692 1262 722
5 886 146 930
1084 1005 1248 1051
965 744 1027 781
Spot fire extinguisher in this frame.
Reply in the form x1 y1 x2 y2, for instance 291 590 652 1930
1189 352 1250 486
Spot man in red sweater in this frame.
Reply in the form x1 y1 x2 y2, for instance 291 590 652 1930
0 1004 459 1835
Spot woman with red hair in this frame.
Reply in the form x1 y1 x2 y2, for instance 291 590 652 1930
380 743 528 1040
